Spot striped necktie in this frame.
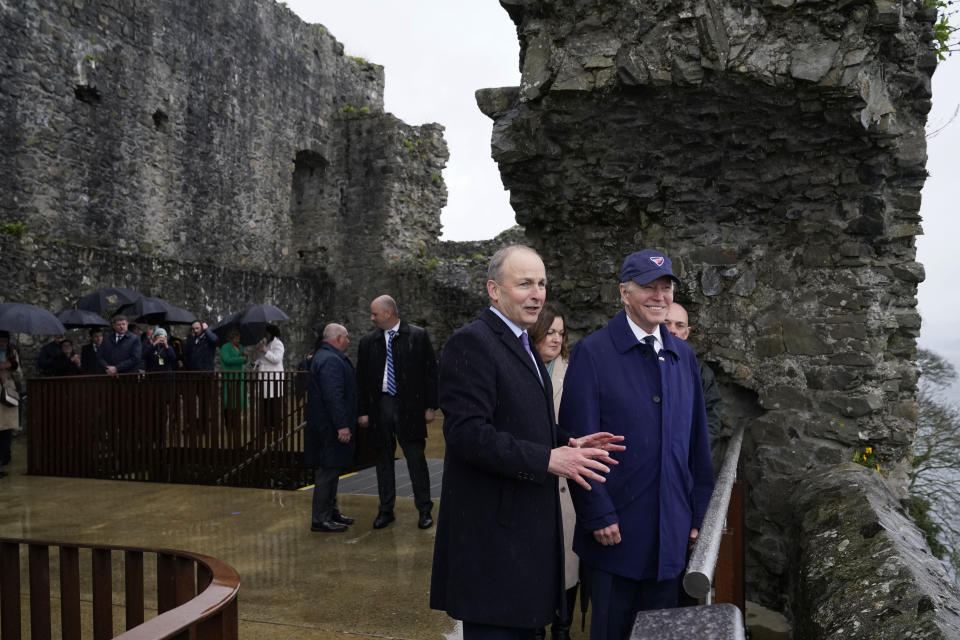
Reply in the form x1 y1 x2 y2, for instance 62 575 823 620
385 329 397 396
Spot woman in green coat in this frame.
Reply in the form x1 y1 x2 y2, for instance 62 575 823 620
220 329 247 411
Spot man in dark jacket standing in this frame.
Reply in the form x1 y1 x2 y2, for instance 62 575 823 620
80 328 106 375
560 250 714 640
305 323 357 533
97 315 142 375
430 245 624 640
356 295 438 530
183 320 219 371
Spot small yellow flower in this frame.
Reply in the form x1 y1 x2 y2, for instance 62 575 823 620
865 447 873 454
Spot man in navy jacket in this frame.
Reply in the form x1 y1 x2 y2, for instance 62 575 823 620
305 323 357 533
430 245 624 640
560 249 714 640
183 320 219 371
97 315 142 375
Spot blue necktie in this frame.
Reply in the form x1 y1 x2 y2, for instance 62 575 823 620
386 329 397 396
520 331 543 386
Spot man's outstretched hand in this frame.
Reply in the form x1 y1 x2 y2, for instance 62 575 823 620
548 440 623 490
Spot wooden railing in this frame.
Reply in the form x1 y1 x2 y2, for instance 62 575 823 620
25 371 376 489
0 537 239 640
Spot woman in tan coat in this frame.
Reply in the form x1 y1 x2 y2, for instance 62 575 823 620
0 331 21 478
530 302 577 640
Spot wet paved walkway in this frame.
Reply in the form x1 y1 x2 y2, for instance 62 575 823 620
0 431 457 639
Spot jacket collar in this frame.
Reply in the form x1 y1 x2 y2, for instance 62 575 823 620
480 308 545 382
608 311 679 360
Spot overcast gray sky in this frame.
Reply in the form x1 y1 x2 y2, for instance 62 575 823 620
286 1 959 394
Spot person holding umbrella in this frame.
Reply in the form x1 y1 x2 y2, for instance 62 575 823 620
37 334 65 377
49 339 82 376
254 324 285 430
0 331 20 478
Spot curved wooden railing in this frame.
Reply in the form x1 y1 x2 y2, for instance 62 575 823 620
0 538 239 640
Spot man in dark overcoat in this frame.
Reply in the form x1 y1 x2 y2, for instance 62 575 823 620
305 323 357 533
356 295 438 529
560 250 714 640
97 314 142 374
182 320 219 371
430 245 624 640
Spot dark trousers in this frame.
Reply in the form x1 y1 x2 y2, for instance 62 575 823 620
463 621 537 640
375 394 432 514
311 466 342 524
0 429 11 466
588 567 679 640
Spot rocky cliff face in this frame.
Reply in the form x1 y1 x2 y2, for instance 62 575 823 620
480 0 941 615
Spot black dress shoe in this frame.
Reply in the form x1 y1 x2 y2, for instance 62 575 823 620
418 511 434 529
332 511 354 525
373 512 395 529
311 520 348 533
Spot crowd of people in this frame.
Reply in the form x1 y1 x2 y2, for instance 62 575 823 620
303 245 723 640
34 317 286 379
10 244 722 639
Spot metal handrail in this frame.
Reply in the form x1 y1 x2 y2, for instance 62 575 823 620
217 419 306 485
683 424 745 602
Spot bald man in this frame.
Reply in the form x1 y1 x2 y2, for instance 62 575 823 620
665 303 722 441
356 295 438 529
305 324 356 533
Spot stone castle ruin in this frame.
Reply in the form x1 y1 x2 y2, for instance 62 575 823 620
2 0 959 636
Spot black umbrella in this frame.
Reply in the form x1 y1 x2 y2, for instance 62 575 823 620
212 305 290 346
55 308 110 329
76 287 141 312
234 304 290 325
117 297 197 326
0 303 67 335
159 305 197 325
117 296 172 319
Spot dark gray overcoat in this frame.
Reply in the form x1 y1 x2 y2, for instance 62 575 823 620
430 309 564 628
304 343 357 469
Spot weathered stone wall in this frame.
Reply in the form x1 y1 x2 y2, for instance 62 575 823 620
481 0 942 617
792 464 960 639
0 0 450 361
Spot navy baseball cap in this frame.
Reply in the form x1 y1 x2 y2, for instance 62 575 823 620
620 249 681 286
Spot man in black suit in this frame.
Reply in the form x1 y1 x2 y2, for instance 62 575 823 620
430 245 624 640
97 314 142 375
356 295 438 530
80 328 106 375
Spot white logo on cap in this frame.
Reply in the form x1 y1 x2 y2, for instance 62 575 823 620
649 257 665 267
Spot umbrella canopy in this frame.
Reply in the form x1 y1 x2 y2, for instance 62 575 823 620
116 296 196 325
117 296 174 320
55 308 110 329
212 305 290 346
158 305 197 325
0 303 67 335
76 287 142 313
234 304 290 325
